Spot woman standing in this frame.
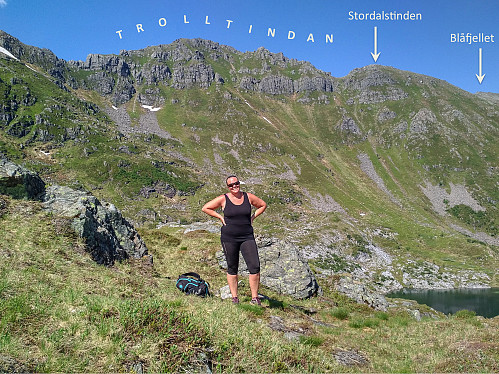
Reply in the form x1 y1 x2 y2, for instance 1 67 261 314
202 175 267 305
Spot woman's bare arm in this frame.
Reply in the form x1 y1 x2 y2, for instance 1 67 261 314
202 195 226 225
247 193 267 223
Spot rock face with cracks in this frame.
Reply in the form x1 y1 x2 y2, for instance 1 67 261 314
0 156 45 200
43 185 149 265
217 237 321 299
0 156 149 266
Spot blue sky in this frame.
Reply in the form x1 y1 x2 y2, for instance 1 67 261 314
1 0 498 93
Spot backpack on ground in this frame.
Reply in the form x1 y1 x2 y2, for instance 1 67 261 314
176 272 211 297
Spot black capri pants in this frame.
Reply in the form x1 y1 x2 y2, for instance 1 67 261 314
221 240 260 275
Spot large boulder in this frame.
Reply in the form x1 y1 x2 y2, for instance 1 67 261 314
0 157 45 199
217 237 320 299
43 185 148 265
335 275 388 311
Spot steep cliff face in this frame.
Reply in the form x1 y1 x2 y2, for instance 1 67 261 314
1 33 337 105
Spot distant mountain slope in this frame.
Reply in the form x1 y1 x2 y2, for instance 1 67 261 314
0 30 497 289
476 92 499 104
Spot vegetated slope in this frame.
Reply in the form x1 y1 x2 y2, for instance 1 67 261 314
1 195 498 373
0 32 497 285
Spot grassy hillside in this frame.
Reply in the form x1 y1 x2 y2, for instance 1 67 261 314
1 36 498 286
0 34 498 371
0 196 497 372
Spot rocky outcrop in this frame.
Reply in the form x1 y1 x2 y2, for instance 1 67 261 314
410 108 437 134
136 64 172 86
400 260 491 289
343 65 396 90
0 30 67 79
2 31 335 102
335 275 389 311
172 63 223 89
258 239 321 299
340 117 361 135
239 74 334 95
216 237 320 299
86 72 115 95
0 157 45 200
0 77 37 128
258 75 295 95
378 108 397 122
0 157 148 266
333 350 369 367
140 181 176 198
342 65 408 104
43 185 149 265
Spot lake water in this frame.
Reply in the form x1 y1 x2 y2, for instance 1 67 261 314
386 288 499 318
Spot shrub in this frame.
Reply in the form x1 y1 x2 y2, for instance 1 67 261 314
375 311 389 320
453 309 476 319
330 307 350 320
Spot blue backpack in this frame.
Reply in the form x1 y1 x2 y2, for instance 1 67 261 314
176 272 211 297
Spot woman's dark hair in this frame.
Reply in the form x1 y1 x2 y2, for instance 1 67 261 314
226 175 238 185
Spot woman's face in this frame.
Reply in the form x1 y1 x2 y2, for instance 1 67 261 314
226 177 240 193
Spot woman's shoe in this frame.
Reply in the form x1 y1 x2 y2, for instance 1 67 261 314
250 297 262 306
232 297 239 304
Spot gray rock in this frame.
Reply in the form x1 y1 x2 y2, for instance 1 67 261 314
340 117 361 135
218 285 232 300
0 157 45 200
357 87 408 104
283 331 302 341
136 208 157 222
335 275 388 311
378 109 397 122
172 63 220 89
258 75 294 95
259 240 320 299
139 181 176 198
216 238 320 299
357 153 401 206
239 74 334 95
393 121 408 134
43 185 148 265
268 315 288 332
112 78 136 105
411 309 422 321
410 108 436 134
268 315 305 341
333 350 369 366
295 76 333 93
136 64 171 85
343 65 395 90
138 88 166 106
86 72 115 95
0 354 30 374
342 65 408 104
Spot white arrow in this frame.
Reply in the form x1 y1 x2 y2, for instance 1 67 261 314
371 26 380 62
475 48 485 84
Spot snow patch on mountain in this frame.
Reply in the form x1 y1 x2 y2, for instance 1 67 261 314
0 46 18 60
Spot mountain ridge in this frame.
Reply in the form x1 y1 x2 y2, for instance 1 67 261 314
0 30 497 294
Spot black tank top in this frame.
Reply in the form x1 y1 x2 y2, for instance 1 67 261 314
221 192 254 242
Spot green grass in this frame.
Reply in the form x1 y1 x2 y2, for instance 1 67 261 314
0 197 497 372
329 307 350 320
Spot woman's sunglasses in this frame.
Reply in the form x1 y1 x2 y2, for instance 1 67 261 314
227 181 240 188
